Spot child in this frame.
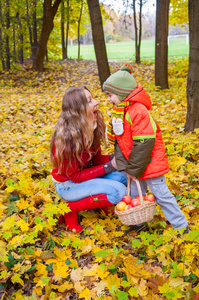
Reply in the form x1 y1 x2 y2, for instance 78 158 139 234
103 64 189 232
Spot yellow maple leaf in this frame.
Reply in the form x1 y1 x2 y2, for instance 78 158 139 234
11 273 24 286
79 244 93 256
34 263 48 278
58 201 71 214
137 278 148 296
124 256 151 278
16 198 30 210
53 247 68 261
16 219 29 232
57 281 73 292
10 235 26 247
169 277 190 289
0 203 7 218
74 281 85 293
9 289 24 300
70 267 84 283
53 261 69 279
93 280 107 297
106 274 121 291
2 215 16 230
0 241 9 262
79 288 92 300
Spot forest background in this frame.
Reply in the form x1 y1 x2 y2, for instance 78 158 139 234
0 0 199 299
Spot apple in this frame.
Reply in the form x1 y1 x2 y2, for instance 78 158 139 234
122 195 132 204
136 195 146 201
124 204 130 210
116 201 127 211
131 198 140 207
145 195 155 202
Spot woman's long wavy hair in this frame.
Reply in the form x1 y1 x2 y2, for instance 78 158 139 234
50 86 106 173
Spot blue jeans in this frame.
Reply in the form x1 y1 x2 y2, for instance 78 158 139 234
55 171 127 205
130 175 188 230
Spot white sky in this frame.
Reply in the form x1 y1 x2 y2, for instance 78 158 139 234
101 0 156 14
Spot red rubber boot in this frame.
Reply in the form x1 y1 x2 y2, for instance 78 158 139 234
62 194 113 233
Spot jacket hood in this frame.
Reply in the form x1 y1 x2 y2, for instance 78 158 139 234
124 85 152 110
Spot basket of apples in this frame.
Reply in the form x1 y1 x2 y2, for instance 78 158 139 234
115 178 156 225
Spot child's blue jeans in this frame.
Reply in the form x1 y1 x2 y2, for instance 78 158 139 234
54 171 127 205
130 175 188 230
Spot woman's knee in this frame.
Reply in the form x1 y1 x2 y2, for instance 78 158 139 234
104 171 127 185
107 182 127 204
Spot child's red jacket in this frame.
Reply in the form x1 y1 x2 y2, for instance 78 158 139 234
115 85 169 179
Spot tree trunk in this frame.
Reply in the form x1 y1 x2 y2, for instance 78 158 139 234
0 1 5 69
155 0 170 89
32 0 38 60
185 0 199 131
87 0 110 86
15 7 24 64
13 24 16 63
26 0 33 59
77 0 84 59
138 0 142 63
5 0 10 70
133 0 142 64
66 0 70 58
33 0 61 71
65 0 70 59
61 0 66 59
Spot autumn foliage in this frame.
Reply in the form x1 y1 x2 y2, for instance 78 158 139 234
0 58 199 299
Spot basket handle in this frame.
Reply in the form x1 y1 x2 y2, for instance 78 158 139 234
127 177 144 205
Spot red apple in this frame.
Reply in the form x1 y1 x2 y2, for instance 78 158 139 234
136 195 146 201
145 195 155 202
122 195 132 204
131 198 140 207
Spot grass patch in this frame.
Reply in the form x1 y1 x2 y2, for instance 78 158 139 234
67 37 189 61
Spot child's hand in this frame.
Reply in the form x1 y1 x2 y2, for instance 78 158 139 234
110 156 117 169
112 117 124 135
127 174 136 182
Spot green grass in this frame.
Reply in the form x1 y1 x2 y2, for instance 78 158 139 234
67 37 189 61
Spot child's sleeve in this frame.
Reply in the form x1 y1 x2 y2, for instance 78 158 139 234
125 105 157 177
126 138 155 177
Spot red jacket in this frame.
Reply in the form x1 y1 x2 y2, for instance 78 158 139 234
52 145 110 183
115 85 169 179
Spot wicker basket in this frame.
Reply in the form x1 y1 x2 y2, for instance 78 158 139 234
115 178 156 225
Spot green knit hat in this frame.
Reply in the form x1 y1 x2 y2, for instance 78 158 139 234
103 64 137 101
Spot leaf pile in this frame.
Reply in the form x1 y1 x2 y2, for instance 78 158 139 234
0 58 199 300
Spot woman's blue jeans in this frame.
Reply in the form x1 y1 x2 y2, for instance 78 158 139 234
130 175 188 230
55 171 127 205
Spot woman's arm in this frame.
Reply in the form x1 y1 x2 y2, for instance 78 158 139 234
92 147 111 165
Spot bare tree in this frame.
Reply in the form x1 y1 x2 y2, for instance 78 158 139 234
87 0 110 86
155 0 170 89
77 0 84 59
33 0 61 71
185 0 199 131
132 0 142 63
5 0 10 70
61 0 66 59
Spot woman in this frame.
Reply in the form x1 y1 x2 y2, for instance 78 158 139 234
50 86 127 233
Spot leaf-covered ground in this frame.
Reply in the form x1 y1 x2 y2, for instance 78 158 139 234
0 58 199 300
